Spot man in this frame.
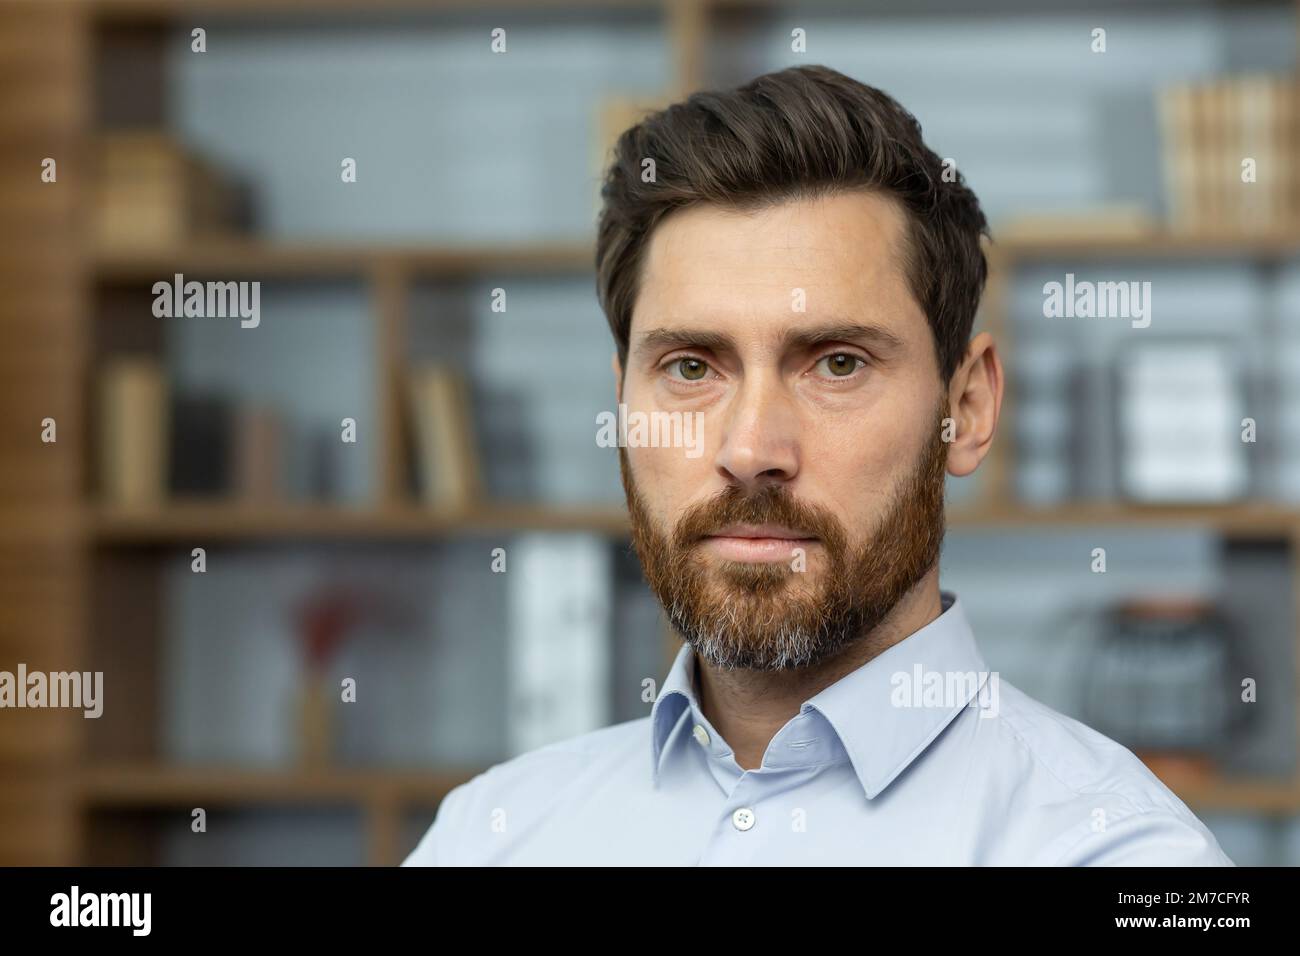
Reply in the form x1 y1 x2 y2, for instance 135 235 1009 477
404 65 1233 866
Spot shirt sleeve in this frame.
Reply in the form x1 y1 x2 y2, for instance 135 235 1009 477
401 777 478 867
1054 810 1236 866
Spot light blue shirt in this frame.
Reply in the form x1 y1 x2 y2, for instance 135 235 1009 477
404 592 1234 865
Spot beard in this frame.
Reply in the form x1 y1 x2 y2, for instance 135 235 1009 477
620 404 949 671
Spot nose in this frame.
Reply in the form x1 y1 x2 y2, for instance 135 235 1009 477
713 373 800 490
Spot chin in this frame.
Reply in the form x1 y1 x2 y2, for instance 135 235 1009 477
708 564 820 605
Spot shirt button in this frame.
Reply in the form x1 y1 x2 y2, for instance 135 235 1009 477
692 724 710 747
732 807 755 831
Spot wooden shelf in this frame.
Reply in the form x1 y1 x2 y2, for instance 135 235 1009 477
948 501 1300 537
92 239 595 282
90 501 632 542
87 227 1300 285
87 0 666 22
1170 778 1300 815
994 226 1300 262
86 500 1300 543
77 764 482 808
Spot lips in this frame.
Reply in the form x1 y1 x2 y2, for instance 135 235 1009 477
700 525 817 563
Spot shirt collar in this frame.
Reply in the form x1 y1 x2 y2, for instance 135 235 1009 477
649 591 991 800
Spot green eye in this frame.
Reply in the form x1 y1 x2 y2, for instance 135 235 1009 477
822 353 861 377
677 358 708 381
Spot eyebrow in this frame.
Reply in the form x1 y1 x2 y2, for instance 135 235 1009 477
633 321 906 357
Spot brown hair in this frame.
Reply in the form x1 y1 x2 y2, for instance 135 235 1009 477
595 64 989 383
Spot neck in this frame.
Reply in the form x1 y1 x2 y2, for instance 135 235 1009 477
692 570 944 771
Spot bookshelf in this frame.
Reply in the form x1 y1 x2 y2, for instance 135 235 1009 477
92 241 596 282
90 501 635 542
3 0 1300 866
86 228 1300 282
77 764 479 866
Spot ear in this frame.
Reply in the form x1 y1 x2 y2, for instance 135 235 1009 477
945 331 1003 478
611 352 624 405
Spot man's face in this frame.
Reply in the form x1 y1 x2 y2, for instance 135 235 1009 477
617 189 950 671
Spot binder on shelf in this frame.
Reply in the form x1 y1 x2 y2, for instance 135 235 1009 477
506 534 612 756
169 393 235 497
1116 343 1249 503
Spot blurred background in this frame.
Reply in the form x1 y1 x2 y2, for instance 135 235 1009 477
1 0 1299 866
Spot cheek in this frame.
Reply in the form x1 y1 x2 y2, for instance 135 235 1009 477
626 442 686 528
623 377 716 509
627 443 703 525
802 413 920 524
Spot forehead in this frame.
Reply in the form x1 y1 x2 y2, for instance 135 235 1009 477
631 189 920 343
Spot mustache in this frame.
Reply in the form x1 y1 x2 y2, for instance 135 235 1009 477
672 484 848 552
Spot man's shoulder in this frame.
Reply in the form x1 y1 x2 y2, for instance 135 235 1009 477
402 716 650 866
983 680 1234 865
992 680 1188 813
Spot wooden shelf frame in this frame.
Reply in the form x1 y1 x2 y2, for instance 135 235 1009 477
87 224 1300 284
92 240 597 282
83 500 1300 543
77 764 484 866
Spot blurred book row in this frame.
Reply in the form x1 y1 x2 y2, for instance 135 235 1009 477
157 532 1280 794
1157 74 1299 230
88 75 1300 255
1012 284 1300 506
1015 355 1300 505
163 536 664 768
92 93 655 249
98 359 481 507
94 132 251 246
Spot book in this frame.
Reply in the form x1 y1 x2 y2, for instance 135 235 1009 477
406 365 481 508
506 533 611 755
168 393 234 497
233 404 282 503
93 131 238 247
98 358 168 507
1116 343 1248 502
1157 84 1196 229
998 204 1156 242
